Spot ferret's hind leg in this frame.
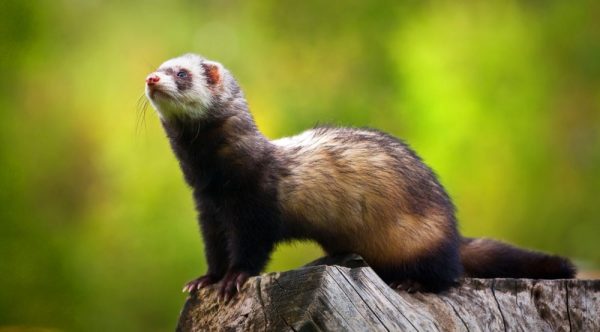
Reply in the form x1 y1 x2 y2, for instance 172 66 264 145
389 279 426 293
377 241 463 293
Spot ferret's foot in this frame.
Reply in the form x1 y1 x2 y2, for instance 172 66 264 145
390 280 424 293
219 270 250 303
182 275 219 293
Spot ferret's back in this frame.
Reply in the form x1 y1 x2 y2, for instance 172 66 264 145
273 127 455 264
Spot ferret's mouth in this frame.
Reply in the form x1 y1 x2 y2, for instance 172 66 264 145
147 86 172 101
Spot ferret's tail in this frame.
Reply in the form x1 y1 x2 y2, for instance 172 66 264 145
460 237 576 279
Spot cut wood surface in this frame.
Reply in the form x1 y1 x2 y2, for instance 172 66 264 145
176 255 600 331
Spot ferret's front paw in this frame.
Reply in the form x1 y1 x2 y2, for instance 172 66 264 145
182 274 219 293
219 270 250 303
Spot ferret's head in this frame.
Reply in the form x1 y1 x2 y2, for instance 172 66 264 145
145 54 242 120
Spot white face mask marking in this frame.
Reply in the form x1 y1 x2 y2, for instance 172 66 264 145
145 54 218 120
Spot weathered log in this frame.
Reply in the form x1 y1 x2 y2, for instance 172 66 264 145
176 255 600 331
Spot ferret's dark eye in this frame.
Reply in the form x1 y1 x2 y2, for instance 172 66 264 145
177 71 187 78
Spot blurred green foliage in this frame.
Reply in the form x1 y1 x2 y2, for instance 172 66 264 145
0 0 599 330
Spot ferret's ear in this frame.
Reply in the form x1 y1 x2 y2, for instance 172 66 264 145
202 61 222 86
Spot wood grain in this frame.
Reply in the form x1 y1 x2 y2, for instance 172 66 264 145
177 255 600 331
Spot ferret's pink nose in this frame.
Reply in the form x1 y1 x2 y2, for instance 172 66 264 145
146 74 160 85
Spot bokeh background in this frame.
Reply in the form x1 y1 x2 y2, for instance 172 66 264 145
1 0 599 331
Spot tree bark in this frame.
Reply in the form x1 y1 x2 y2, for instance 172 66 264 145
176 255 600 331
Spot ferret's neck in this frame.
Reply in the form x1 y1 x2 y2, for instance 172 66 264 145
161 105 273 190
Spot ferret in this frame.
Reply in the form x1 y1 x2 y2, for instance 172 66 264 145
144 53 575 300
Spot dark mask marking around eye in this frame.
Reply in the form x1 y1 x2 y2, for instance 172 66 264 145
173 68 193 91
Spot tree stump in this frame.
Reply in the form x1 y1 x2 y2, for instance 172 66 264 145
176 255 600 331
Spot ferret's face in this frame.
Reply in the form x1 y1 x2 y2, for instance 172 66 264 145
145 54 224 119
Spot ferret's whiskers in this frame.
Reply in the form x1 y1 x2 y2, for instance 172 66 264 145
136 93 149 135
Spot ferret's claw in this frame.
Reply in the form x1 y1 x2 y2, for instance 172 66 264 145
236 272 249 292
183 275 219 293
218 270 250 303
